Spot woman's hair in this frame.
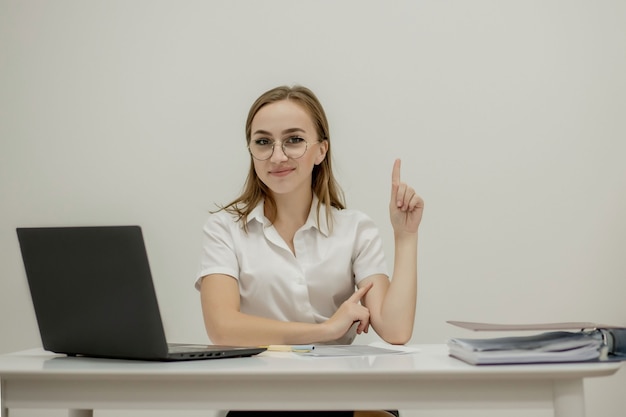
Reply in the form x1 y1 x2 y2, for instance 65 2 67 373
217 85 345 230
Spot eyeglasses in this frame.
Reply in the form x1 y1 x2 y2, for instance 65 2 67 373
248 136 320 161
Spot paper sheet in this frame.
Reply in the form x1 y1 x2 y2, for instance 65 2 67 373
298 343 419 357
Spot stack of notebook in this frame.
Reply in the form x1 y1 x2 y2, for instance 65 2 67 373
446 321 626 366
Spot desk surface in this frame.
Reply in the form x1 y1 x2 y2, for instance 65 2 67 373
0 344 620 379
0 345 622 416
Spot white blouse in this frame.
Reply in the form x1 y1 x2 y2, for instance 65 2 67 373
196 195 389 344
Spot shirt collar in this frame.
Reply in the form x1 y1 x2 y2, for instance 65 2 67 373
303 194 330 237
246 194 330 237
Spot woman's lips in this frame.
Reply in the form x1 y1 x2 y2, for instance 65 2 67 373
270 167 294 177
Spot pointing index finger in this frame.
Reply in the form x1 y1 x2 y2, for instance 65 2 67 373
348 282 373 302
392 159 401 185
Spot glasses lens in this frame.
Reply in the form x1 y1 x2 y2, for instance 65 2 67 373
249 140 273 160
283 137 308 159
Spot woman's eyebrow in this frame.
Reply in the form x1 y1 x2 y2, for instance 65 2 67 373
252 127 306 136
282 127 306 135
252 129 272 136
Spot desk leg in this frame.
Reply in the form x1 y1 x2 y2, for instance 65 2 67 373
553 379 585 417
1 379 6 417
68 410 93 417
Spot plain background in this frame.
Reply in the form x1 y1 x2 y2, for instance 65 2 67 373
1 1 624 416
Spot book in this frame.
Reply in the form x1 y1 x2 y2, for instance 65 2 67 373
446 321 626 366
448 331 603 365
446 320 622 331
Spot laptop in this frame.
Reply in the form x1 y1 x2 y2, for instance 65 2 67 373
16 225 266 361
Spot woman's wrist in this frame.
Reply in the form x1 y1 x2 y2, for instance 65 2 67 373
394 230 418 243
315 321 337 343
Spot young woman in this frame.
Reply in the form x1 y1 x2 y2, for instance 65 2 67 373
196 85 423 416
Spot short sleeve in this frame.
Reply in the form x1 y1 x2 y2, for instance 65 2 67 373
351 213 388 283
195 212 241 290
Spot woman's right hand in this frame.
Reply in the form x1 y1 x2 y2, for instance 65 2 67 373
323 282 373 340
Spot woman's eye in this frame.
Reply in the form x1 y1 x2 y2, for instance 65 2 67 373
286 136 305 144
254 138 272 146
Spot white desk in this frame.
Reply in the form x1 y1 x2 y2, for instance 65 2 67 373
0 345 621 417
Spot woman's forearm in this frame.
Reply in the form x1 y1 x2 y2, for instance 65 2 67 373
205 309 334 346
376 232 418 344
200 275 335 346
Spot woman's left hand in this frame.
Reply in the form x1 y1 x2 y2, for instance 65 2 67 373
389 159 424 235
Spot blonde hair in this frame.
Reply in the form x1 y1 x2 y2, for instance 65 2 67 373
217 85 345 230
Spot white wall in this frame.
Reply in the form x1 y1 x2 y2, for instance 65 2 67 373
1 1 625 416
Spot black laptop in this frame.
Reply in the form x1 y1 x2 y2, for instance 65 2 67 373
16 226 266 361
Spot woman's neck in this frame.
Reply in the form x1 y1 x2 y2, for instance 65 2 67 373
268 188 313 228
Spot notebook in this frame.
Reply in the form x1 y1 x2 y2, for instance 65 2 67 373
16 226 266 361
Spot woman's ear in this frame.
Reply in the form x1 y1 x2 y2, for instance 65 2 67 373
315 140 329 165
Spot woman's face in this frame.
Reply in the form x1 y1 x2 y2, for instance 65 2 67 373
249 100 327 197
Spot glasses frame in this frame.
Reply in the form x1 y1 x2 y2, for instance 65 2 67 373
248 138 321 161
